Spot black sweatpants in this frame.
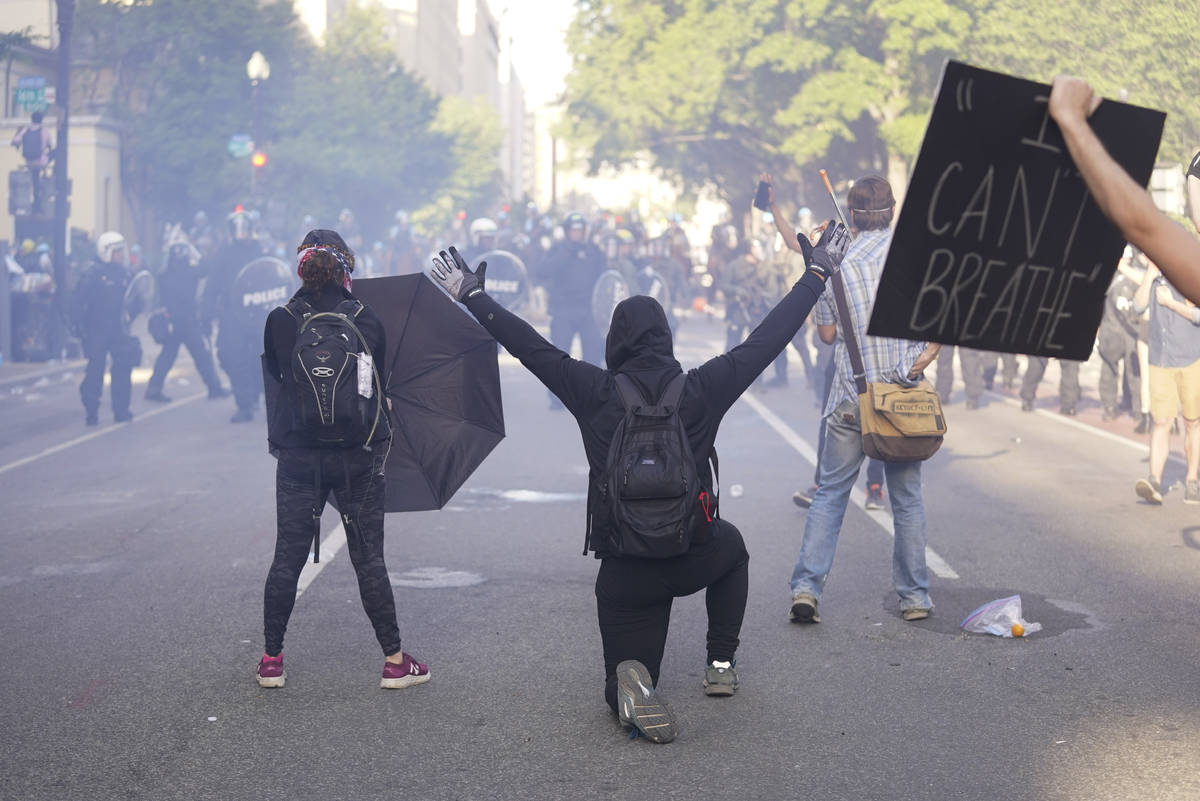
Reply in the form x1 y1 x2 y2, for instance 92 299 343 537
148 325 223 396
80 340 134 417
595 518 749 713
264 447 401 657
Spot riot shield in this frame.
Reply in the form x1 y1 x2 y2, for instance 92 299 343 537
122 270 156 327
591 269 630 336
471 249 529 311
636 265 671 308
231 256 296 325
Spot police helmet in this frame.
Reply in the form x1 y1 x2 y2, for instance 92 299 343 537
228 209 251 240
563 212 587 232
97 231 126 263
469 217 498 247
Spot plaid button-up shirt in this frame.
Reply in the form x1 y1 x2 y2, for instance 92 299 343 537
814 228 928 417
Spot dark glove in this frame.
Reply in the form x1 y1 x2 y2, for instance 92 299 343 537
808 222 851 279
430 246 487 302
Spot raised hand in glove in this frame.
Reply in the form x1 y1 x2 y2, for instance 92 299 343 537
430 246 487 302
808 221 851 279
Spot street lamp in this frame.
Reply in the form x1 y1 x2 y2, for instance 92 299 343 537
246 51 270 199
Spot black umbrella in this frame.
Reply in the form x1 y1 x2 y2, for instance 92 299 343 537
352 273 505 512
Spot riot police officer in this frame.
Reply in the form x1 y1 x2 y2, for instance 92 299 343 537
145 232 228 403
203 209 267 422
544 212 607 370
73 232 138 425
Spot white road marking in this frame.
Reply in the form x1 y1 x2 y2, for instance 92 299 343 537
739 392 961 580
0 392 206 476
295 523 347 599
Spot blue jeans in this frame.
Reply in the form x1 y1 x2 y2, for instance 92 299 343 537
790 399 932 611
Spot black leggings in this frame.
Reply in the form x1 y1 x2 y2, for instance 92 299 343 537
263 447 401 656
595 519 749 712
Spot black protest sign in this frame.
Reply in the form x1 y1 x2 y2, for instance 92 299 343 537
867 61 1165 360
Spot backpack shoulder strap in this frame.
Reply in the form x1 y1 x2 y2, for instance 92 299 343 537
612 373 647 411
285 297 312 323
336 298 364 318
658 372 687 409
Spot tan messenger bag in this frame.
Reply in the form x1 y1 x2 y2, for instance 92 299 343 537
830 270 946 463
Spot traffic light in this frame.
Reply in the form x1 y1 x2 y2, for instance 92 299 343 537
251 151 268 168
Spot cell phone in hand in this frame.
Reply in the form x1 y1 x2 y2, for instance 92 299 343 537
752 180 771 211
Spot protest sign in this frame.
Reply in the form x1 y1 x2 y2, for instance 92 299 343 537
867 61 1165 360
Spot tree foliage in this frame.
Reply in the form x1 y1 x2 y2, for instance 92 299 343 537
564 0 1200 217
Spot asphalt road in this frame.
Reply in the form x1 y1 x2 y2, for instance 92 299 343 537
1 311 1198 801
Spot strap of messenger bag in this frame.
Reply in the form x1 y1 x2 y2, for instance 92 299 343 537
829 270 869 396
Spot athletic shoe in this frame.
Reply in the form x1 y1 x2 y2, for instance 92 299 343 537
1060 405 1077 416
614 660 676 743
114 410 133 423
85 413 99 426
1186 480 1200 505
1102 406 1119 421
144 391 172 403
381 652 430 689
1020 399 1034 412
864 483 885 510
702 660 739 697
792 485 817 509
901 607 931 621
230 408 254 423
789 592 820 624
256 653 286 688
1135 476 1163 505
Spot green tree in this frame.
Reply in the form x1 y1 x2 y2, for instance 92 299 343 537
74 0 303 247
963 0 1200 166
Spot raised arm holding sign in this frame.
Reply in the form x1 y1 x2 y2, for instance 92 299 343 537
1048 75 1200 305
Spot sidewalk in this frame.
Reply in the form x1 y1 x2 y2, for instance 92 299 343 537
0 358 86 389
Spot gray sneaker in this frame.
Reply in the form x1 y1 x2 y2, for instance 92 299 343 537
702 660 739 697
1135 476 1164 504
615 660 676 743
789 592 820 623
1186 480 1200 505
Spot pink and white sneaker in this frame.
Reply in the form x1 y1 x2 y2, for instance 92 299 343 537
256 653 286 688
381 652 430 689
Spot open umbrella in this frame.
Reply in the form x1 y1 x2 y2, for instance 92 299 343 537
352 273 504 512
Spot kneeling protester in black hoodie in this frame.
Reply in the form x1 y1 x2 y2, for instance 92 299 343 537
430 222 849 743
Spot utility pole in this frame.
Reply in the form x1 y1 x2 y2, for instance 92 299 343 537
52 0 75 360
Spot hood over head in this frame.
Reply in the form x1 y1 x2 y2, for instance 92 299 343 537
605 295 680 376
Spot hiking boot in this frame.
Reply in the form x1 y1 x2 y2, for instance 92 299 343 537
144 390 172 404
230 408 254 423
702 660 739 697
792 485 817 509
1186 480 1200 505
381 652 430 689
864 483 885 510
901 607 931 622
614 660 676 743
789 592 820 624
256 653 285 688
1135 476 1163 505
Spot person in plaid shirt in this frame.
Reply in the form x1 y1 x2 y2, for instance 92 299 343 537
788 176 942 624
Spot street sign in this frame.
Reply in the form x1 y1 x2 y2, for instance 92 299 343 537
14 76 47 113
227 134 255 159
867 61 1165 360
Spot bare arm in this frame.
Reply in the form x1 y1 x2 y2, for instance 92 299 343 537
1048 76 1200 305
817 323 837 344
760 172 805 254
907 343 941 379
1133 263 1158 314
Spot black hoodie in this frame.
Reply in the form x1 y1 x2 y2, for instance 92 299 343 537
464 270 827 557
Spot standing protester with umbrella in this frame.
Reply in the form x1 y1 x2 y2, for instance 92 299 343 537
256 229 429 690
430 222 849 744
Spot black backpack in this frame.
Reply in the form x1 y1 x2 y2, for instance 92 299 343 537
598 373 709 558
286 298 383 449
21 128 43 161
